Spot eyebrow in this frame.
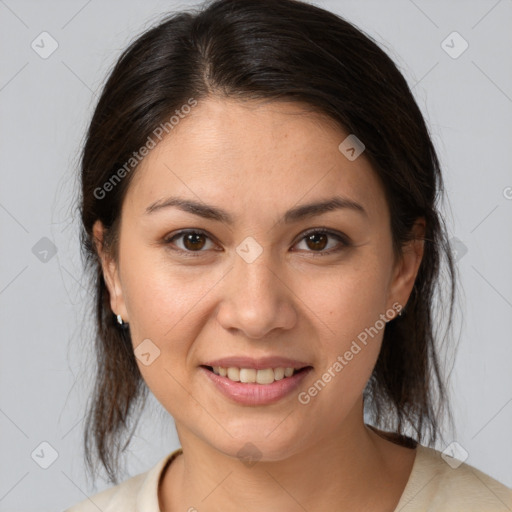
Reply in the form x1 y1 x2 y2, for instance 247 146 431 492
145 195 367 224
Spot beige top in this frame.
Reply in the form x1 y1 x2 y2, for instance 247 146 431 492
64 443 512 511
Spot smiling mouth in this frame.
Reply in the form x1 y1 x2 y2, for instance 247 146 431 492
201 365 311 385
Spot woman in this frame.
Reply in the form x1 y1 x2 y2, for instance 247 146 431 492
65 0 512 510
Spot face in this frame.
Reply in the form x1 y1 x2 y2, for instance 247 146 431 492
94 97 423 461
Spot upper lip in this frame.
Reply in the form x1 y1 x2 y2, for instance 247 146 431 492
202 356 312 370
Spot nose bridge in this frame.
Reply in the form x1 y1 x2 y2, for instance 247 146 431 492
236 246 275 298
216 240 296 338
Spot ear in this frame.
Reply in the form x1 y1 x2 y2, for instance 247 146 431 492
386 217 426 316
92 219 128 322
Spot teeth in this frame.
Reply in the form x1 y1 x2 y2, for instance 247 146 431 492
256 368 274 384
240 368 256 383
211 366 300 384
274 367 285 380
227 367 240 381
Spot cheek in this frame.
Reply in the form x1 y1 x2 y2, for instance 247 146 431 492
122 259 222 408
300 256 391 336
121 243 222 335
301 258 390 393
301 279 387 422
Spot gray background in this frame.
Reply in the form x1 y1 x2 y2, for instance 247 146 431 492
1 0 511 510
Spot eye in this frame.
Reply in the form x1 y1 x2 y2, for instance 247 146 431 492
293 228 350 256
163 229 217 256
163 227 351 258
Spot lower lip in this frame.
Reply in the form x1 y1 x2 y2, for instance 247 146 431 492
200 366 312 406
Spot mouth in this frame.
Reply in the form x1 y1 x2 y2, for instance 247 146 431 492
200 364 313 406
201 365 311 385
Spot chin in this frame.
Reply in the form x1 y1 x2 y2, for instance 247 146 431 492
204 422 310 463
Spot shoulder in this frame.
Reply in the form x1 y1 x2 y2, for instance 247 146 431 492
396 444 512 511
63 449 183 512
62 471 145 512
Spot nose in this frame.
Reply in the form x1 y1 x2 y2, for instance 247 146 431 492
215 246 298 339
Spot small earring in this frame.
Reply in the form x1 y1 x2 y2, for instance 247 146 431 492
116 313 129 329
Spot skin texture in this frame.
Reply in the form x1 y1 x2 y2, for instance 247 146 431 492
94 98 425 511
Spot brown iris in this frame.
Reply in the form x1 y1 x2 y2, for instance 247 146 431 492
183 232 207 251
305 232 328 251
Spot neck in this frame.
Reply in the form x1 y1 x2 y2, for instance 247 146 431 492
159 400 415 511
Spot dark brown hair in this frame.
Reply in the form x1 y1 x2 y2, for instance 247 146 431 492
79 0 458 484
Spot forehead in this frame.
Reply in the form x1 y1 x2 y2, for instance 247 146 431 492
124 98 388 222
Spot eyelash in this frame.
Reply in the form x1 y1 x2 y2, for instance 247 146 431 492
162 227 351 258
